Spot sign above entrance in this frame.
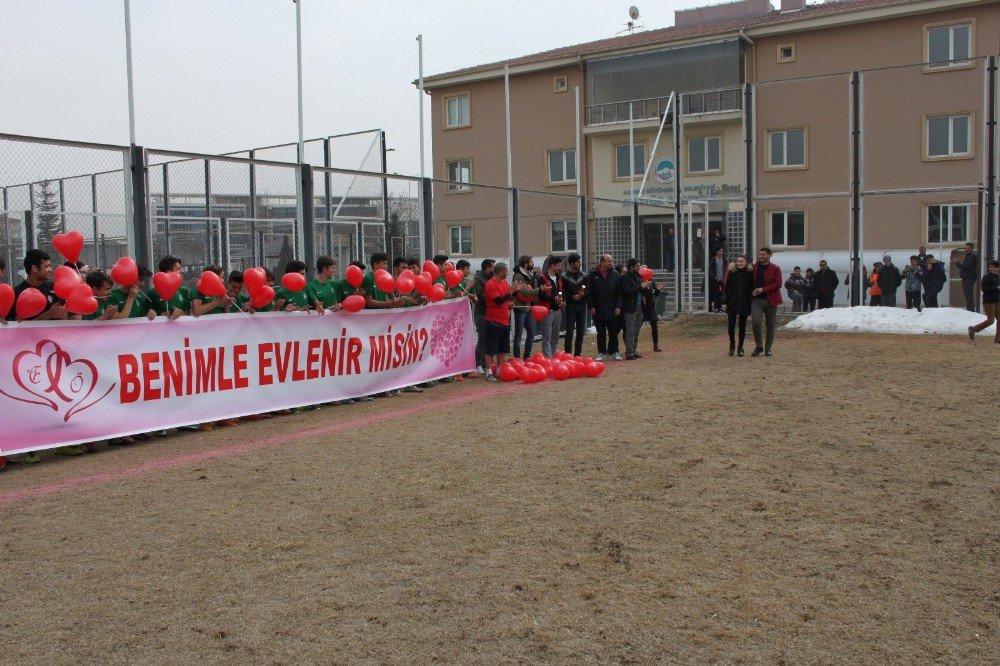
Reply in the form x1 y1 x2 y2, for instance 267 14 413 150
654 157 676 184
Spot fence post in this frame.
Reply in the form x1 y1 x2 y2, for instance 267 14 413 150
511 188 520 263
421 177 433 259
58 178 66 234
986 55 997 263
220 216 229 271
130 144 150 271
632 201 641 261
301 163 316 278
91 174 99 267
380 130 390 255
850 71 862 306
25 210 35 251
578 195 587 264
743 82 754 260
248 150 256 219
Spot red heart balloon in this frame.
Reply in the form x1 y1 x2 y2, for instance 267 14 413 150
153 271 183 302
341 294 366 313
427 284 446 302
15 288 47 320
498 363 518 382
445 270 463 288
422 260 439 281
110 256 139 287
243 267 266 297
52 230 84 263
375 272 396 294
281 272 307 293
65 283 98 315
197 270 227 298
54 265 83 300
251 285 275 309
414 273 433 295
396 276 415 294
584 361 606 377
398 269 415 282
640 267 654 282
553 363 570 380
0 283 14 318
530 305 548 322
445 262 455 272
345 265 364 288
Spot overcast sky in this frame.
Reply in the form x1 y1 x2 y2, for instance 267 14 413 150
5 0 710 177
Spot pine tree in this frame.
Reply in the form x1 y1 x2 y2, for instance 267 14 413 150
33 180 62 254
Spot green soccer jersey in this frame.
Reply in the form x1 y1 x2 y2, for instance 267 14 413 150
106 286 152 319
450 277 469 296
307 278 340 308
82 297 111 321
362 272 393 302
275 286 312 310
338 279 360 302
149 284 191 316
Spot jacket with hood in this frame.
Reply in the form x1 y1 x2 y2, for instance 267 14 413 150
511 265 540 310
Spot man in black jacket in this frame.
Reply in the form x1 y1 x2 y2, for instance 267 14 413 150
561 253 588 356
954 242 979 312
620 258 650 360
468 259 495 374
587 254 622 361
878 255 902 307
813 260 839 309
968 260 999 342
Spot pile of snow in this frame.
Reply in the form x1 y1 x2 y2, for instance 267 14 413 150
785 306 995 337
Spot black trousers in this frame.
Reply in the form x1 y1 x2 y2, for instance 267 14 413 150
817 295 834 309
962 278 978 312
594 316 620 355
727 311 748 349
923 292 939 308
869 295 882 306
563 304 587 356
905 291 922 311
710 281 725 312
805 297 817 312
644 312 659 348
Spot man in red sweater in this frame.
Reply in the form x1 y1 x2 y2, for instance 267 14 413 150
483 262 523 381
750 247 783 357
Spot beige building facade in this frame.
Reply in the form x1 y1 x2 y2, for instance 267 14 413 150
422 0 1000 304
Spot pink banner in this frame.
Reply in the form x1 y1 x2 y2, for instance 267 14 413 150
0 300 474 454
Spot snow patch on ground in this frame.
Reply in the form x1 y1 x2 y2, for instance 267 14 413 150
784 306 995 337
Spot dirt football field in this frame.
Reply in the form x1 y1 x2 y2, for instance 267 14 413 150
1 317 998 664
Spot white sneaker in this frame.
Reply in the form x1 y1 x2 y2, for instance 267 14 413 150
476 365 485 375
594 353 606 362
613 353 624 361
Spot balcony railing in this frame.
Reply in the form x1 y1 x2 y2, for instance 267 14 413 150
585 96 670 126
585 87 742 126
682 87 743 116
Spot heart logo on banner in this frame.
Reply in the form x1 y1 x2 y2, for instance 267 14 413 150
1 339 115 422
429 311 464 368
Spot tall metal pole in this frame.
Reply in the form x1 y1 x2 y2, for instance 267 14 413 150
629 102 636 258
417 35 426 181
123 0 136 146
505 64 515 262
574 85 582 198
294 0 306 259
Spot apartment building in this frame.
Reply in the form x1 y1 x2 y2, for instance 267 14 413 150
422 0 999 295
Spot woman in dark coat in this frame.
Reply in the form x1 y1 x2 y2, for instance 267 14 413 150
641 279 662 352
724 254 754 356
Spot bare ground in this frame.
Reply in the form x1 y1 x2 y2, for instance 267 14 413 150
1 318 998 664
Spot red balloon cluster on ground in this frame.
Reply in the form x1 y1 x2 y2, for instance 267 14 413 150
497 352 605 384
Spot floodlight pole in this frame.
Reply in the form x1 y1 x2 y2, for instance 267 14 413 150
294 0 306 257
123 0 136 146
417 34 426 181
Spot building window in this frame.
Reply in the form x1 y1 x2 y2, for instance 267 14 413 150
768 128 806 168
926 22 972 69
777 43 796 63
550 220 579 253
769 211 805 247
449 225 473 255
926 113 971 158
553 75 568 93
445 159 472 192
615 143 646 180
688 136 722 174
444 93 470 128
927 204 970 244
547 149 576 184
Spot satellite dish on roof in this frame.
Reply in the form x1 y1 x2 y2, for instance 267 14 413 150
629 5 640 20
